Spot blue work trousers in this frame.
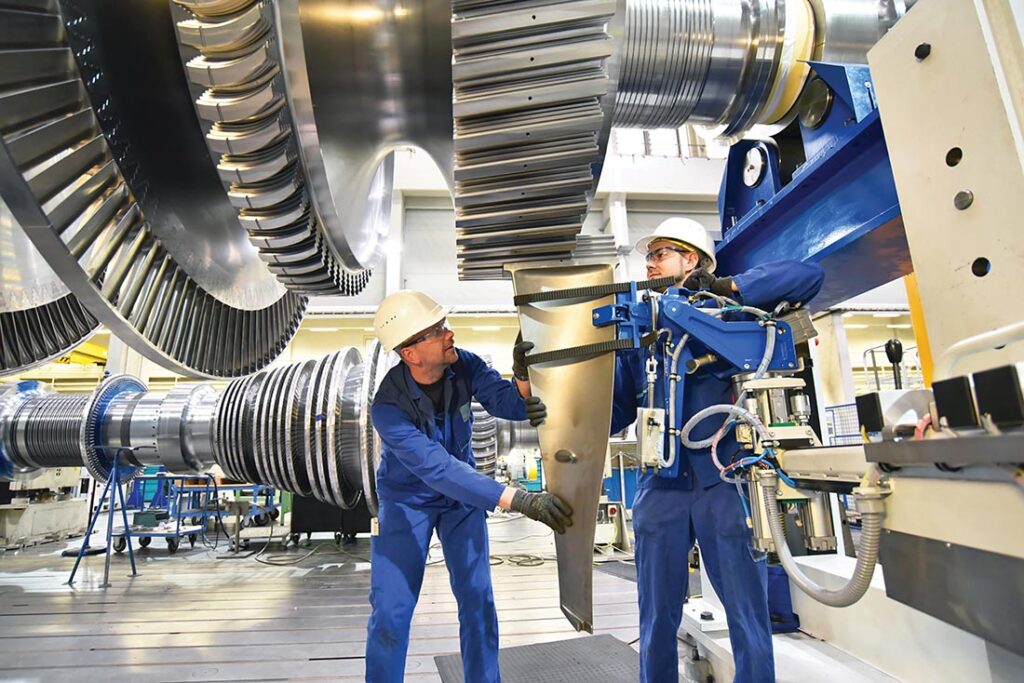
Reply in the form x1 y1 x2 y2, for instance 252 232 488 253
366 497 499 683
634 481 774 683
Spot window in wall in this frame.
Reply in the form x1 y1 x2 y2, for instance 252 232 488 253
611 126 729 159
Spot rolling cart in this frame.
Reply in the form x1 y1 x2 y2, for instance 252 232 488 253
116 473 211 553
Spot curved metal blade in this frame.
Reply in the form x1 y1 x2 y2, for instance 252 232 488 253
508 260 617 632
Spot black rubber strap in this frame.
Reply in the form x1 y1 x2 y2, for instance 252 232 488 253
525 339 636 366
525 332 658 366
513 276 676 306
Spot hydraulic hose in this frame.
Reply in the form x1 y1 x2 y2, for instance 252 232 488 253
663 298 774 468
681 403 770 450
755 320 776 377
759 470 886 607
662 334 690 468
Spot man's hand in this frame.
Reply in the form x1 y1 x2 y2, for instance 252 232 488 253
683 268 735 297
681 267 715 291
512 332 532 382
525 396 546 427
510 490 574 534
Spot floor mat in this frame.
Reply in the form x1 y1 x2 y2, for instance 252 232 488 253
595 560 637 582
435 634 640 683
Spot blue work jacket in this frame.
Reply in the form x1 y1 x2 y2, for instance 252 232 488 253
371 349 527 510
611 261 825 490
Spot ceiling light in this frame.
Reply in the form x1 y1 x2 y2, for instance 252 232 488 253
841 312 857 318
872 312 903 318
844 324 869 329
308 327 340 333
471 326 501 331
886 324 913 329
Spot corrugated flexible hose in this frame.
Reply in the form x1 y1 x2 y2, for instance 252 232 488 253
760 473 883 607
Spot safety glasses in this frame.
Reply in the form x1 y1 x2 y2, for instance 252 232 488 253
645 245 695 263
402 319 451 347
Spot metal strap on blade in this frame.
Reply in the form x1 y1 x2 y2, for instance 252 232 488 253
525 332 659 366
512 276 676 306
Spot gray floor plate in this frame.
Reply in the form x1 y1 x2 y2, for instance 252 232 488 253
0 515 641 682
435 633 640 683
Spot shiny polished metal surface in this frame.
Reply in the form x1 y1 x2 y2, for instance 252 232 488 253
286 0 454 266
0 0 306 378
169 0 459 293
614 0 716 128
80 374 147 482
0 348 387 515
468 355 499 478
0 382 50 477
0 5 101 373
208 348 371 508
162 0 901 287
613 0 799 135
809 0 906 64
451 0 620 281
448 0 803 277
170 0 369 296
472 402 498 477
510 261 618 632
1 373 151 481
0 0 910 379
171 0 373 296
60 0 286 310
497 417 541 459
153 384 219 473
6 394 90 472
358 339 397 516
339 351 368 508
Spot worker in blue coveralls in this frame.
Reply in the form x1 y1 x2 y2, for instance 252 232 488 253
612 218 824 683
367 289 574 683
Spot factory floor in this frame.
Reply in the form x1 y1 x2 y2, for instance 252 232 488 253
0 511 893 682
0 512 640 682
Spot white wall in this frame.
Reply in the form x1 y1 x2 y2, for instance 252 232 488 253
836 279 909 308
400 207 516 307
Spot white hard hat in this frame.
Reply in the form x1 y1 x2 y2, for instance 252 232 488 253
634 217 717 273
374 290 449 352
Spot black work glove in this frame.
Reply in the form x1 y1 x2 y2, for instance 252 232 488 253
510 489 574 534
683 267 735 297
524 395 546 427
512 332 532 382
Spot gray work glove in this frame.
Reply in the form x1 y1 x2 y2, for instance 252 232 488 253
512 332 532 382
683 267 734 297
510 489 574 534
525 395 547 427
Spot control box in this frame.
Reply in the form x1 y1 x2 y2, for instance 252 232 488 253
638 407 666 469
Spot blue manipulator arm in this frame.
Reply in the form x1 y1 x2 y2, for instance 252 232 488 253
593 288 800 374
594 286 799 476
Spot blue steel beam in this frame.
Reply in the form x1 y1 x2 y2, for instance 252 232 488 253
715 67 912 310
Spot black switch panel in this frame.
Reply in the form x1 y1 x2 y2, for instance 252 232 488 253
932 376 979 429
973 365 1024 429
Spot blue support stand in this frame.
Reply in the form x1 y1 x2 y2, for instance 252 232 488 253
67 451 138 587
